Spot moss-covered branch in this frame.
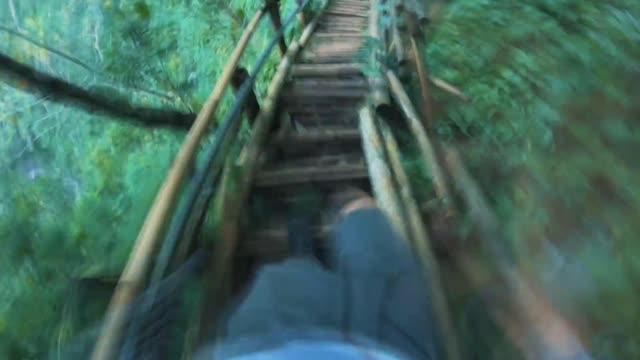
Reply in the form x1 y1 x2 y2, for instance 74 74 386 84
0 53 195 129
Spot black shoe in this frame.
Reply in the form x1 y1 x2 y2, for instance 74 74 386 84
287 216 314 257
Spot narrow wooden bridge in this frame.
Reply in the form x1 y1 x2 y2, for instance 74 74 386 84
88 1 576 359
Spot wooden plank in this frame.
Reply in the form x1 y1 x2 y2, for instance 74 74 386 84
266 0 288 56
283 88 365 98
291 63 364 77
255 163 368 187
324 10 369 18
276 127 361 144
313 32 366 36
288 78 368 88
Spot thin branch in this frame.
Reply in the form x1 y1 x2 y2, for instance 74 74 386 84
8 0 23 33
93 22 104 63
0 24 94 72
430 76 469 101
0 24 178 103
0 53 195 129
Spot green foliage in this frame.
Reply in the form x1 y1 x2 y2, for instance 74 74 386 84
425 0 640 357
1 0 309 357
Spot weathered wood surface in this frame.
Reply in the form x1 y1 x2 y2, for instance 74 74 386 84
358 106 409 239
196 15 318 346
368 0 391 111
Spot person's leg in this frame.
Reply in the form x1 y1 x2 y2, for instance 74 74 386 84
224 217 341 339
225 257 341 338
331 206 438 359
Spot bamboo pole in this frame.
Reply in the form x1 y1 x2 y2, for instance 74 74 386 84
231 67 261 123
386 70 454 213
89 9 266 360
266 0 288 57
379 121 462 360
196 15 320 345
359 106 408 240
442 146 588 359
411 35 435 125
431 76 469 101
369 0 391 113
390 1 409 72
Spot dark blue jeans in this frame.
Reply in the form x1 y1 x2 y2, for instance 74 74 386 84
220 208 438 359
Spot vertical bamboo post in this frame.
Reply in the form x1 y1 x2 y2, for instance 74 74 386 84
231 67 261 124
266 0 288 57
369 0 391 113
407 10 434 128
90 9 267 360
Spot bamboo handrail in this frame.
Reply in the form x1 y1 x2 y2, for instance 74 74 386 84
195 12 321 346
386 70 454 213
369 0 391 112
379 120 462 360
410 34 435 127
160 0 311 283
90 7 268 360
359 106 409 240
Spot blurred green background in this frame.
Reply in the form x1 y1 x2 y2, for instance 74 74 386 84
1 0 638 358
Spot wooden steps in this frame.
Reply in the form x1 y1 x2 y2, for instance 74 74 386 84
255 161 368 187
239 0 371 265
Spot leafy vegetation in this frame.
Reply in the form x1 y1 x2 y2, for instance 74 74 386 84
0 0 638 358
426 0 640 357
0 0 304 357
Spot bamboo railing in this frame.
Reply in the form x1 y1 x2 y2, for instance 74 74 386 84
194 15 322 346
364 1 464 359
91 2 312 359
371 2 588 359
